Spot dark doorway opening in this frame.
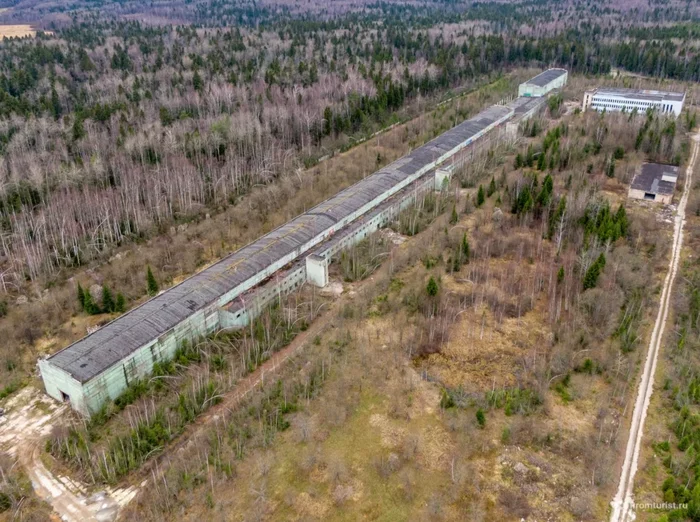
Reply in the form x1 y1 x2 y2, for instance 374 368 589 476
60 391 70 402
644 192 656 201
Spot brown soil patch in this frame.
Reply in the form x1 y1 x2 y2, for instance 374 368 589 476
369 413 405 448
425 302 549 391
293 491 330 519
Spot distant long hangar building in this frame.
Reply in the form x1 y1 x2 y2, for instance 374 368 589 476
39 70 566 417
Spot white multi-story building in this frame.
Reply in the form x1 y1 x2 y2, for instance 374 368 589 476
518 68 568 97
583 88 685 118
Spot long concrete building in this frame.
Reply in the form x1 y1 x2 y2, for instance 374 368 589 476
39 71 561 416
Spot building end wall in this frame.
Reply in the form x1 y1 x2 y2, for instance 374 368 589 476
518 71 567 98
38 359 89 415
628 188 673 204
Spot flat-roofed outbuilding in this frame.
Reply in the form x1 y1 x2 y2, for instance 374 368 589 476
628 162 679 204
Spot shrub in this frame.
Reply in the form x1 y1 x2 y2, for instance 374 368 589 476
476 409 486 428
583 253 606 290
476 185 485 207
102 285 115 313
114 379 149 411
440 389 455 409
450 204 458 224
115 293 126 313
77 283 86 311
501 426 511 444
0 492 10 512
426 276 439 297
461 233 470 262
486 387 541 415
0 381 21 400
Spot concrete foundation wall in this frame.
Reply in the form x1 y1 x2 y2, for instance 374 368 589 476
628 188 672 204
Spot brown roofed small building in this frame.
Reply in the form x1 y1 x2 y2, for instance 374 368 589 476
628 163 679 204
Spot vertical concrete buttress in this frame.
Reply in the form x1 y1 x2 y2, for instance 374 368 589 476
306 254 329 287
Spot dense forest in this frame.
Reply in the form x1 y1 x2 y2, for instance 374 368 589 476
0 0 698 289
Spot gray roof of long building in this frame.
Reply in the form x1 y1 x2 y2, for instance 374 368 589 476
509 96 546 116
631 162 679 195
47 104 513 384
592 87 685 103
523 68 567 87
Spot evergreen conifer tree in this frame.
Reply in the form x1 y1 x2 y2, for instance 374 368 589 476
115 293 126 313
147 266 159 296
102 285 115 313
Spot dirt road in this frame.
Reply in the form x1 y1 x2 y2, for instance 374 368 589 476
0 387 138 522
610 131 700 522
0 309 329 522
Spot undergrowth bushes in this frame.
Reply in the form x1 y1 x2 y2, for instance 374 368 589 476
47 289 325 484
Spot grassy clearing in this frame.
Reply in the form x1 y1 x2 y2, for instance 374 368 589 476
0 25 37 39
116 89 681 520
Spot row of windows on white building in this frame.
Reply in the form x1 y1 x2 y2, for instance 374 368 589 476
591 97 675 113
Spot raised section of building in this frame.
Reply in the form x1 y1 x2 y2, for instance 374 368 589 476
583 88 685 118
518 68 568 97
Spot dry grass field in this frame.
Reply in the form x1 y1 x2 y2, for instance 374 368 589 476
0 25 41 38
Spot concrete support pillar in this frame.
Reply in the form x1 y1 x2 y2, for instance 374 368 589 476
435 166 453 191
306 254 329 287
